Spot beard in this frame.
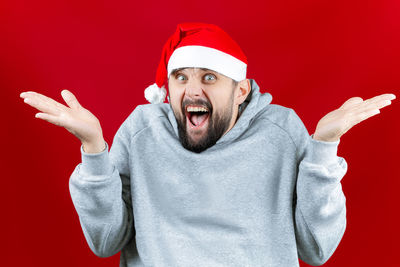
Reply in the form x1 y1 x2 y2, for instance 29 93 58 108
171 93 235 153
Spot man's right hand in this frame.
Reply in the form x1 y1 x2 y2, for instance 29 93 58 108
20 89 106 153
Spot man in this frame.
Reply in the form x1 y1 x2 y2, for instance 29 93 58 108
20 22 395 266
167 67 250 153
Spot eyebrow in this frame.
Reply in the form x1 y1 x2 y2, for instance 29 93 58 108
171 67 215 76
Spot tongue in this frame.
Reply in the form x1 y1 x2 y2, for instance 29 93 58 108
191 113 208 126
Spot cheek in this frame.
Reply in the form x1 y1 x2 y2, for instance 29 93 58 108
168 87 182 104
169 93 184 116
210 94 228 111
214 100 233 118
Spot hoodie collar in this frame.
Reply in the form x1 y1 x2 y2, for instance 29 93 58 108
167 78 273 146
215 79 272 145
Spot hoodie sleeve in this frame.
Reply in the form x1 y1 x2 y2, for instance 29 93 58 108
289 109 348 266
68 115 135 258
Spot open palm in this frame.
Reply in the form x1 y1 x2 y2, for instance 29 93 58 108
20 89 105 152
313 93 396 142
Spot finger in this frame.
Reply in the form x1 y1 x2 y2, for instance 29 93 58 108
35 112 64 127
22 95 61 115
339 97 363 110
355 99 392 115
61 89 82 109
359 93 396 107
340 93 396 110
21 91 68 110
351 108 381 126
21 91 67 115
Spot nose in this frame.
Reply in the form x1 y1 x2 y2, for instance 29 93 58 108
185 78 205 99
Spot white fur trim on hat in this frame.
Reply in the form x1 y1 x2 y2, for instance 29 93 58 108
144 83 167 104
167 45 247 81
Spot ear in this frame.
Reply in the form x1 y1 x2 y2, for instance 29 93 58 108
234 79 251 105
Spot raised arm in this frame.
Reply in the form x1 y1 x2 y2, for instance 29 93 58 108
294 132 347 265
20 89 106 153
68 121 135 257
20 89 135 257
293 92 395 265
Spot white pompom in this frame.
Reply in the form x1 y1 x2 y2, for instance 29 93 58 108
144 83 167 104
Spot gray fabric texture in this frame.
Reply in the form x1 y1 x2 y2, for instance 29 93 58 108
69 79 347 267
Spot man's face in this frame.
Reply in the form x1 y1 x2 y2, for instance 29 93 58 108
168 67 241 153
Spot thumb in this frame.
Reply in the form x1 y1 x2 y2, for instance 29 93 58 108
61 89 82 109
338 97 363 110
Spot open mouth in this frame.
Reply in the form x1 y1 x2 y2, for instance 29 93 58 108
185 105 210 129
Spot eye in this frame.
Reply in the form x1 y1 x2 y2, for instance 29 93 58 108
176 73 186 81
204 73 216 81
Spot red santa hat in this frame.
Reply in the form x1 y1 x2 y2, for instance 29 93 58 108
144 22 248 104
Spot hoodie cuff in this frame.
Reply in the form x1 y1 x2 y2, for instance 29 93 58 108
306 134 341 166
80 141 113 176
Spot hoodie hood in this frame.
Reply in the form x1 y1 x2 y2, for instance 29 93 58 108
167 78 273 146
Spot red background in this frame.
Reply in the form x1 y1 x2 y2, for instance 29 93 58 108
2 0 400 266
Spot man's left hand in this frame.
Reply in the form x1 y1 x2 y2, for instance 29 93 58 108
312 93 396 142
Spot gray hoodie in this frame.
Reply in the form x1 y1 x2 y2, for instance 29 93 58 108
69 79 347 267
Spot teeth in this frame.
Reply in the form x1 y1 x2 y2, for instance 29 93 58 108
187 106 209 112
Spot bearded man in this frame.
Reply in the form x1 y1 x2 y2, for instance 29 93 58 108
20 22 396 266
